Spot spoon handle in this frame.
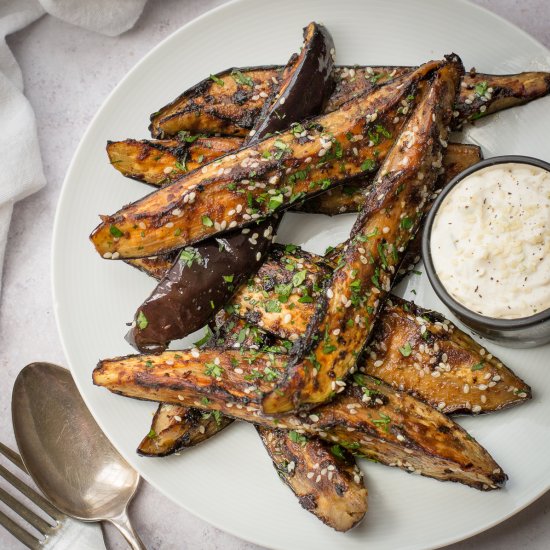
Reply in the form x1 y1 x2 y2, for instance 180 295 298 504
108 510 146 550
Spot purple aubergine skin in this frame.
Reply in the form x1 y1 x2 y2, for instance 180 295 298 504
127 22 335 353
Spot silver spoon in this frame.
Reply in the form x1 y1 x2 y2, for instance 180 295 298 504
12 362 146 549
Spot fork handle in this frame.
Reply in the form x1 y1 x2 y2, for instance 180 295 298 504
108 510 146 550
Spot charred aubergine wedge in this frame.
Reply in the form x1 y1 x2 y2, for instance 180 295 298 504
149 65 550 138
256 426 367 531
137 403 233 456
261 58 463 414
124 22 335 352
91 60 441 259
107 136 241 187
107 136 480 215
93 350 506 490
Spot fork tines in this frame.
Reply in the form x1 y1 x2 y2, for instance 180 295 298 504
0 442 65 549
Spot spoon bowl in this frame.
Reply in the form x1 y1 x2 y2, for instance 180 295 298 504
12 362 145 549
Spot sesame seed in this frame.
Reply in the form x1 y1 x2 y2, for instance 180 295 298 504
307 472 314 479
199 425 205 434
280 97 286 105
256 252 261 261
103 252 112 259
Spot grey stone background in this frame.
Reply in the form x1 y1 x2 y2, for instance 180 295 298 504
0 0 548 548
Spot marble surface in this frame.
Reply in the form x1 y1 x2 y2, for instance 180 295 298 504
0 0 549 548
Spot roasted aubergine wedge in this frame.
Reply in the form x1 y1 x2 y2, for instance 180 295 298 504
149 64 550 138
256 426 367 531
261 58 463 414
91 60 440 259
361 297 532 414
93 351 506 490
107 136 241 186
137 403 233 456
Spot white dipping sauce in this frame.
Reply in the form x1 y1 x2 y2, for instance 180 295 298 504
431 162 550 319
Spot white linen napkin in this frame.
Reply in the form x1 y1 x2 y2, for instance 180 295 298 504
0 0 147 293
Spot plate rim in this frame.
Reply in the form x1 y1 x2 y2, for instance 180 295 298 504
51 1 550 548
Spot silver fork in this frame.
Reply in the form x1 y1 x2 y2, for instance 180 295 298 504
0 442 105 549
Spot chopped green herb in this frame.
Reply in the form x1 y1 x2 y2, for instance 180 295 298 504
398 342 412 357
209 74 225 86
474 80 488 97
330 444 346 460
223 274 234 283
201 215 213 227
471 362 484 371
178 131 202 143
292 270 307 288
373 413 392 432
265 300 281 313
360 158 377 172
147 428 157 439
180 247 202 267
204 362 224 378
289 430 307 446
109 225 123 238
400 217 414 230
268 193 284 211
137 311 148 330
231 69 254 87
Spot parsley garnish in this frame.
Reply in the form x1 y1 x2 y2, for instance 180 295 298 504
398 342 412 357
400 217 413 230
471 362 484 371
180 247 201 267
330 444 346 460
292 270 307 287
289 430 307 446
201 215 213 227
360 158 377 172
231 69 254 87
373 413 392 432
204 362 224 378
209 74 225 86
109 225 123 238
474 80 488 97
137 311 148 330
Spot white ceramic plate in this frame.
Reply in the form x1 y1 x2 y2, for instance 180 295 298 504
52 1 550 548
